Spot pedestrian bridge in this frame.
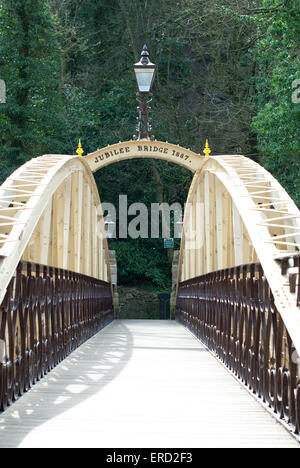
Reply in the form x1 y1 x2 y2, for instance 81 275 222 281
0 140 300 447
0 320 299 448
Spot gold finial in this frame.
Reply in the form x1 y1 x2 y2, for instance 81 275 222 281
203 139 211 157
76 139 84 157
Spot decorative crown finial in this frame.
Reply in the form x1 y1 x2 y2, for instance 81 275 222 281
203 139 211 157
76 139 84 157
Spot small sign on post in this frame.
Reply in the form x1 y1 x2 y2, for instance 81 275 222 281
164 238 174 249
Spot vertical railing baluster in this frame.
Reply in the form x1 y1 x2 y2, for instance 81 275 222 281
0 261 113 412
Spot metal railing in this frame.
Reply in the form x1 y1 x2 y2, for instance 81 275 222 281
0 261 114 411
176 261 300 436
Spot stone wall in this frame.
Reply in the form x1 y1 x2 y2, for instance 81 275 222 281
110 250 178 319
116 287 160 319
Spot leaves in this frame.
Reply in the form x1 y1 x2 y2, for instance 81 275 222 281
0 0 65 169
251 0 300 203
110 238 174 290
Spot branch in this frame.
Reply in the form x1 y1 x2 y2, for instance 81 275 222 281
244 1 287 15
118 0 138 61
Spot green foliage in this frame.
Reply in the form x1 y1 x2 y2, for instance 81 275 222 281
110 238 175 290
0 0 299 288
0 0 65 175
97 158 187 290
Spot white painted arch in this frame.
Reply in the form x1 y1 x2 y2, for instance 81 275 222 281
178 153 300 357
0 154 111 305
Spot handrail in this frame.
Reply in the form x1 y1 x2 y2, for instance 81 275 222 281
176 261 300 437
0 261 114 411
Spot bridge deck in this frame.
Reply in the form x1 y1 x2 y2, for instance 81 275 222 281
0 320 299 448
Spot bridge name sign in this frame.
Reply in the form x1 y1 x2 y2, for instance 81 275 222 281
85 140 206 173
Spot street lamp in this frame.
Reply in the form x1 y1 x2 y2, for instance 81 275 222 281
133 45 157 141
104 214 116 239
175 219 183 239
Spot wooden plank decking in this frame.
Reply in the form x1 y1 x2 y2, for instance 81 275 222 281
0 320 299 448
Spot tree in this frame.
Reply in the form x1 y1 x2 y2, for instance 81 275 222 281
0 0 64 176
251 0 300 204
44 0 263 288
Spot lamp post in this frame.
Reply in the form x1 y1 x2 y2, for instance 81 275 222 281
175 219 183 239
133 45 157 141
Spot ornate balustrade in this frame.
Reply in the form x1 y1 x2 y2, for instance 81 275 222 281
176 261 300 436
0 261 114 411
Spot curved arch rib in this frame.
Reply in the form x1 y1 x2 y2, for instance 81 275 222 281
0 154 111 305
178 154 300 357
